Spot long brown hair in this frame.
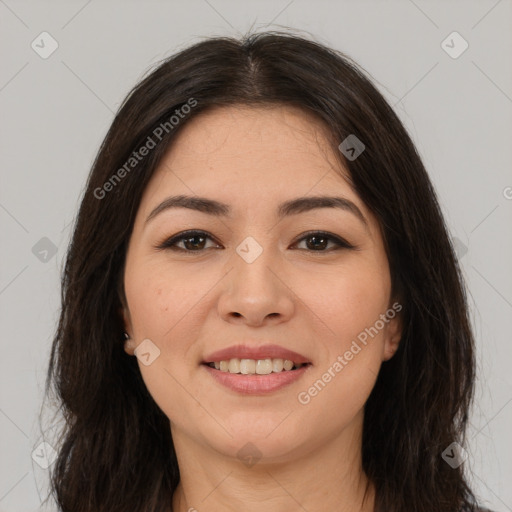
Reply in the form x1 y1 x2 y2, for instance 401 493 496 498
44 30 481 511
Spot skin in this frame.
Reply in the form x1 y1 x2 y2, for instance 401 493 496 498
121 105 402 512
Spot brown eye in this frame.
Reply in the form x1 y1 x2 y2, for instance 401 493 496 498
156 230 220 252
293 231 354 252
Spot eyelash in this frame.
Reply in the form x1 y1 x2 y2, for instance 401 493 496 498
155 230 355 254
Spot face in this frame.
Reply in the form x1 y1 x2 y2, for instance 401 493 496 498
121 105 402 464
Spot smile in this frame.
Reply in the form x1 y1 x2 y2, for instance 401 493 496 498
205 358 308 374
202 359 312 395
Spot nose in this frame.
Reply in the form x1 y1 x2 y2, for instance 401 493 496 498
217 244 295 327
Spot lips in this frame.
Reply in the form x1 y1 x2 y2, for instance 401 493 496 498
203 363 310 394
202 344 311 365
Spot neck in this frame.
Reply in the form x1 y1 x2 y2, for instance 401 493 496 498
170 411 375 512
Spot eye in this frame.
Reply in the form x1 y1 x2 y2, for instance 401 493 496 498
155 230 220 252
156 229 355 254
291 231 355 252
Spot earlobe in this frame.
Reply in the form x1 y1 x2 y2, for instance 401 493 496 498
383 340 400 361
123 332 135 355
383 310 403 361
119 306 134 355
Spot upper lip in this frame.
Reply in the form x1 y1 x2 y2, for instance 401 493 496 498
203 344 311 364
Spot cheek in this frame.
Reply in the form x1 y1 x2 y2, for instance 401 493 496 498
298 357 379 434
295 262 391 420
125 257 200 339
125 281 172 337
124 259 209 380
306 261 391 342
124 267 203 420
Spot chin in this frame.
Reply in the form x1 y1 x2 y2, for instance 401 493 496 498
202 415 310 461
212 435 307 466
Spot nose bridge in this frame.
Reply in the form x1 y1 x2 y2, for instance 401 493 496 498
231 233 278 291
217 232 294 323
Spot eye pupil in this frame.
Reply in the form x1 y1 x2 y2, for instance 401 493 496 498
307 235 328 250
184 235 206 250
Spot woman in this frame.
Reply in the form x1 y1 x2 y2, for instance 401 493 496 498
44 30 492 512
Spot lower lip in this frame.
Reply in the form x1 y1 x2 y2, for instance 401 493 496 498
202 364 311 395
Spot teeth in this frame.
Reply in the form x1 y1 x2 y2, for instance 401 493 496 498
240 359 256 374
228 359 240 373
256 359 272 375
209 358 305 374
272 358 284 372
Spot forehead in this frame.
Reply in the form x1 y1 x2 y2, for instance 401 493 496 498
169 104 334 151
149 104 355 195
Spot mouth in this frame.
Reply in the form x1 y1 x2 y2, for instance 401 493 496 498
202 360 312 395
201 344 312 394
203 358 311 375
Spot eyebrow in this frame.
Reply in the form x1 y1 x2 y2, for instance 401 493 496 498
145 194 368 228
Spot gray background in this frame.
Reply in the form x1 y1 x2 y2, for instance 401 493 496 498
1 1 511 511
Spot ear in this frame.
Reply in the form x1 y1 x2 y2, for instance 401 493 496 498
382 303 403 362
119 306 135 355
